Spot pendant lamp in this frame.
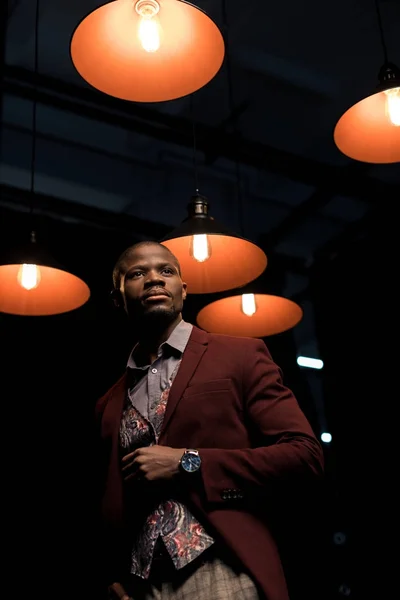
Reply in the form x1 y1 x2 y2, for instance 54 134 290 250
0 231 91 317
0 0 91 316
193 1 301 335
70 0 225 103
196 293 303 338
333 1 400 163
334 62 400 163
160 193 267 294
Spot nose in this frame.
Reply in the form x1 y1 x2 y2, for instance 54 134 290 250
144 270 165 287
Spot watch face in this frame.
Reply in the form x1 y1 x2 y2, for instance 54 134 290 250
181 451 201 473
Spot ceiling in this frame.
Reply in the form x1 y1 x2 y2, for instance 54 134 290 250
2 0 399 350
1 0 399 350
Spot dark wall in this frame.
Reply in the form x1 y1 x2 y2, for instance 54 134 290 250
311 212 397 598
0 209 139 597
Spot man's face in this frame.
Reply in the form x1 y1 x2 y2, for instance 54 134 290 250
118 244 187 323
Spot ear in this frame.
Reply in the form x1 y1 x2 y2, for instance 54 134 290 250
110 288 123 309
182 282 187 301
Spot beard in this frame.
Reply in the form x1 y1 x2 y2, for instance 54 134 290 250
129 303 179 336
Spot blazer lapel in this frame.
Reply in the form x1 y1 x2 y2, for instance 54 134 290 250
159 327 208 441
102 373 127 439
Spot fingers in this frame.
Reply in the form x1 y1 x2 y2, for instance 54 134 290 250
122 446 155 463
121 456 143 477
121 447 151 481
121 455 144 482
108 582 132 600
121 448 147 473
121 448 145 474
121 449 137 463
121 459 136 473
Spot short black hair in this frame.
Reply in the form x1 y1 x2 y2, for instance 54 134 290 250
112 241 181 289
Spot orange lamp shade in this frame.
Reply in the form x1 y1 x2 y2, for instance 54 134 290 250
161 193 267 294
0 232 90 316
162 235 267 294
196 294 303 338
0 264 90 316
70 0 225 102
334 64 400 164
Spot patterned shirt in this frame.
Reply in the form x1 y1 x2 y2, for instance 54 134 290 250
119 320 214 579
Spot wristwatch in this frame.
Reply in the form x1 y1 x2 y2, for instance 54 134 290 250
180 449 201 473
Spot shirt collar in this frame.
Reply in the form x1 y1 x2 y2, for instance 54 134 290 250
127 319 193 371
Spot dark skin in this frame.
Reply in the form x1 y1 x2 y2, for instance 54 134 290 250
114 244 187 485
109 244 192 597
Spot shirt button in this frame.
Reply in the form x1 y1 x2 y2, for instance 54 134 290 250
151 368 157 374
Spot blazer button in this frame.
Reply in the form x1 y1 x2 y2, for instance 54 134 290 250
221 488 244 501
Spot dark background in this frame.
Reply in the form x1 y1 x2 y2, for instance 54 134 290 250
1 1 399 599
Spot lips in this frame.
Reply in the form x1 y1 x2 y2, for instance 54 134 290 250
142 289 170 301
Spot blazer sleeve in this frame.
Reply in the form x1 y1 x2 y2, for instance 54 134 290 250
195 339 324 505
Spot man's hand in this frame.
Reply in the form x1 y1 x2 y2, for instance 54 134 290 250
121 446 185 482
108 582 132 600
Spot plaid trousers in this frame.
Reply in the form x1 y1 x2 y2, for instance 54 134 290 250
126 555 260 600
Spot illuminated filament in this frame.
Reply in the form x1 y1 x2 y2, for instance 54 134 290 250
241 293 256 316
135 0 161 53
385 87 400 126
17 263 41 290
190 234 212 263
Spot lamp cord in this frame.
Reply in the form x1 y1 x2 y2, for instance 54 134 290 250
189 94 200 194
29 0 40 218
222 0 245 237
374 0 389 64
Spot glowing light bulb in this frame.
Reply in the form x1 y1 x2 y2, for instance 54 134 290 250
384 87 400 126
189 234 212 263
135 0 161 53
17 263 41 290
241 293 256 317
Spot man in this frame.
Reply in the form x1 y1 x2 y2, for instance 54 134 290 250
94 240 324 600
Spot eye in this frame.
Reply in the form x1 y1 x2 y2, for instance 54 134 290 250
127 270 144 279
162 267 174 275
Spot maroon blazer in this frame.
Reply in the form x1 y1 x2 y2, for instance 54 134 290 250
95 325 324 600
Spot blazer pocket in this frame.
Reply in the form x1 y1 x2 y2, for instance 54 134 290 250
182 378 233 398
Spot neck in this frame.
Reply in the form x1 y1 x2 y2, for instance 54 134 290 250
136 315 182 364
